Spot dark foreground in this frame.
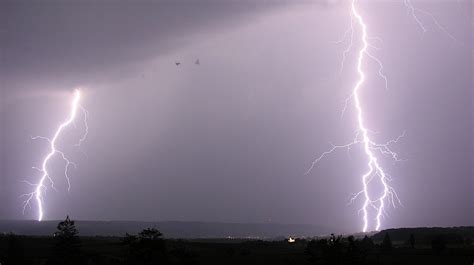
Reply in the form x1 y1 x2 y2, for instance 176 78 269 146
1 225 474 265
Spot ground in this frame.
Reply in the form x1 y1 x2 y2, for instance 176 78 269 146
1 228 474 265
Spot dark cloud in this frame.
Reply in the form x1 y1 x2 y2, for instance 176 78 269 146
1 0 291 100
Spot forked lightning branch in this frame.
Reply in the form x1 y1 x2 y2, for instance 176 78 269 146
21 89 88 221
306 0 460 232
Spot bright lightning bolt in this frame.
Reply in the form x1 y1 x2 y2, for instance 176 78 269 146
349 0 394 233
306 0 404 233
21 89 88 221
308 0 462 232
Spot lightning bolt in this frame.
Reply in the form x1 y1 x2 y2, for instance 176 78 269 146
21 89 88 221
306 0 403 233
348 0 394 233
403 0 461 44
308 0 462 232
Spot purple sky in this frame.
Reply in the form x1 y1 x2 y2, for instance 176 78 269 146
0 0 472 233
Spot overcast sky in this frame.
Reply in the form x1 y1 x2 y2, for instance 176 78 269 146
1 0 472 233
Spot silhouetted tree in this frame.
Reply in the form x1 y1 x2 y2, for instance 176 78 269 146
381 233 392 252
123 227 166 265
306 234 345 264
357 236 374 263
306 238 327 264
409 233 415 249
360 235 374 250
4 233 25 265
49 215 81 265
346 235 361 264
328 234 344 258
123 233 137 245
431 235 446 254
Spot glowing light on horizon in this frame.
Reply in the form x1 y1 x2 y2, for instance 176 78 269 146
21 89 88 221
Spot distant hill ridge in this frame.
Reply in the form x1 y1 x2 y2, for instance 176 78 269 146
373 227 474 243
0 220 333 238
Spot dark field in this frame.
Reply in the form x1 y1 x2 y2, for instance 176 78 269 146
1 226 474 265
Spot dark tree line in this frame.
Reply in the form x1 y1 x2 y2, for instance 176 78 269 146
306 234 377 265
304 232 458 265
122 228 166 265
0 218 468 265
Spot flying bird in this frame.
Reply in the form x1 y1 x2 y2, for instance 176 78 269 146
195 59 200 65
175 62 181 66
